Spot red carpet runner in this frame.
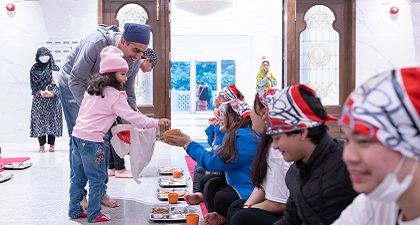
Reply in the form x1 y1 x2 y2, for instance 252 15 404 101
0 157 30 172
185 156 208 215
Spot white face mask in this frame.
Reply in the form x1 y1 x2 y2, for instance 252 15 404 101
367 156 418 202
39 55 50 64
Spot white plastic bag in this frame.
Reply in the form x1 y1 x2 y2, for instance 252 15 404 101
110 124 156 184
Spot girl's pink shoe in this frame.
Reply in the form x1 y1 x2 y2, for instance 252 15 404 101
71 210 87 219
92 213 111 223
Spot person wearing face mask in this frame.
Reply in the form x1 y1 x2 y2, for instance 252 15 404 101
58 23 151 209
332 67 420 225
30 47 62 153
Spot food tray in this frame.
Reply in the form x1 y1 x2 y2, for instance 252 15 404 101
159 166 183 175
4 162 32 170
0 174 14 183
158 177 189 187
149 206 189 221
156 188 189 201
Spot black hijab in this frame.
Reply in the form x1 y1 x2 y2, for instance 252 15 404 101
30 47 60 95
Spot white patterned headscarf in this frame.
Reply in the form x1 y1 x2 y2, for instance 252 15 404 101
265 84 337 135
219 99 251 119
339 67 420 159
217 85 243 103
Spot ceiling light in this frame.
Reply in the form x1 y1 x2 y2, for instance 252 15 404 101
174 0 233 16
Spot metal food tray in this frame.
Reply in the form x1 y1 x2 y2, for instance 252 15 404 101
156 188 189 201
149 206 189 221
158 167 183 175
0 174 14 183
158 177 189 187
4 162 32 170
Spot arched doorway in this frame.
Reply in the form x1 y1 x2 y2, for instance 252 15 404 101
284 0 356 138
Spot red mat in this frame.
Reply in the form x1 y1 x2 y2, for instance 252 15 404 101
0 157 30 172
185 156 208 215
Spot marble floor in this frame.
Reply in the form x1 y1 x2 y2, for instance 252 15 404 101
0 112 212 225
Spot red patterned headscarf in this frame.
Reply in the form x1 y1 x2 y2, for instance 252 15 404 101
265 84 337 135
219 99 251 119
259 88 279 105
216 84 243 107
339 67 420 159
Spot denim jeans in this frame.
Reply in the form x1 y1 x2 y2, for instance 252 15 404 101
58 86 79 138
69 136 107 222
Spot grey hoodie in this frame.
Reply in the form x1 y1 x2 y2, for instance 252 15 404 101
58 24 140 110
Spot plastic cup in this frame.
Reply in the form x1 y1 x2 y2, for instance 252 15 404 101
167 192 178 204
186 213 199 225
172 170 183 178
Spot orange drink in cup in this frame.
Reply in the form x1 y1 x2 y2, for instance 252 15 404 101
186 213 199 225
172 170 183 178
167 192 178 204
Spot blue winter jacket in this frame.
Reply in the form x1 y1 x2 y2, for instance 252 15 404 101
186 127 258 199
205 124 225 150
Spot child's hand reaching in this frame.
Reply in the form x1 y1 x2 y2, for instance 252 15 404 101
158 118 171 126
208 117 218 126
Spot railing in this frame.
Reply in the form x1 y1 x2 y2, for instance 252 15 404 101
171 91 218 112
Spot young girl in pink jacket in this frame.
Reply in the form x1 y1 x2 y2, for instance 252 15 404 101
68 46 170 223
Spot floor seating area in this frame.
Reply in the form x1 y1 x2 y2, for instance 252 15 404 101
0 141 205 224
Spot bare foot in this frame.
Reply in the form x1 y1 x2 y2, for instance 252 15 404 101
49 145 55 152
80 196 88 210
204 212 227 225
115 169 141 178
102 194 121 208
108 169 116 176
38 145 45 153
184 192 204 205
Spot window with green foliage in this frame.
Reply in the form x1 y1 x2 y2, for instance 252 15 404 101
221 60 236 89
170 62 190 91
170 60 236 91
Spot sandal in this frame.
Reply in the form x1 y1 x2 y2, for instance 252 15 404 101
38 146 45 153
92 213 111 222
49 145 55 152
71 210 87 219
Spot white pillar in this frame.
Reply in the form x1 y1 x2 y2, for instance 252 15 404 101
190 59 197 113
217 59 222 94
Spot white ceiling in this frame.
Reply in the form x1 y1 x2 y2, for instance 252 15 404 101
171 0 283 36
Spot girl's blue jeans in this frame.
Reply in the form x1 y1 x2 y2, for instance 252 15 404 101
68 136 107 222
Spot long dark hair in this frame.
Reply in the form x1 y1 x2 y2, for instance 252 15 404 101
250 94 271 188
215 104 253 164
87 72 123 97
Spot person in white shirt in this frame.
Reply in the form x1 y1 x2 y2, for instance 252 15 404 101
227 89 291 225
333 67 420 225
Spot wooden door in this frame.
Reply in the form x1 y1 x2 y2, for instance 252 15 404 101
99 0 171 136
284 0 355 138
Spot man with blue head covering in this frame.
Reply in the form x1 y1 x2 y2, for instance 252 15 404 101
58 22 152 209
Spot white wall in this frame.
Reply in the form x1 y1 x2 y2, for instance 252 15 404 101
355 0 420 86
1 0 420 145
171 0 283 101
0 0 97 144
